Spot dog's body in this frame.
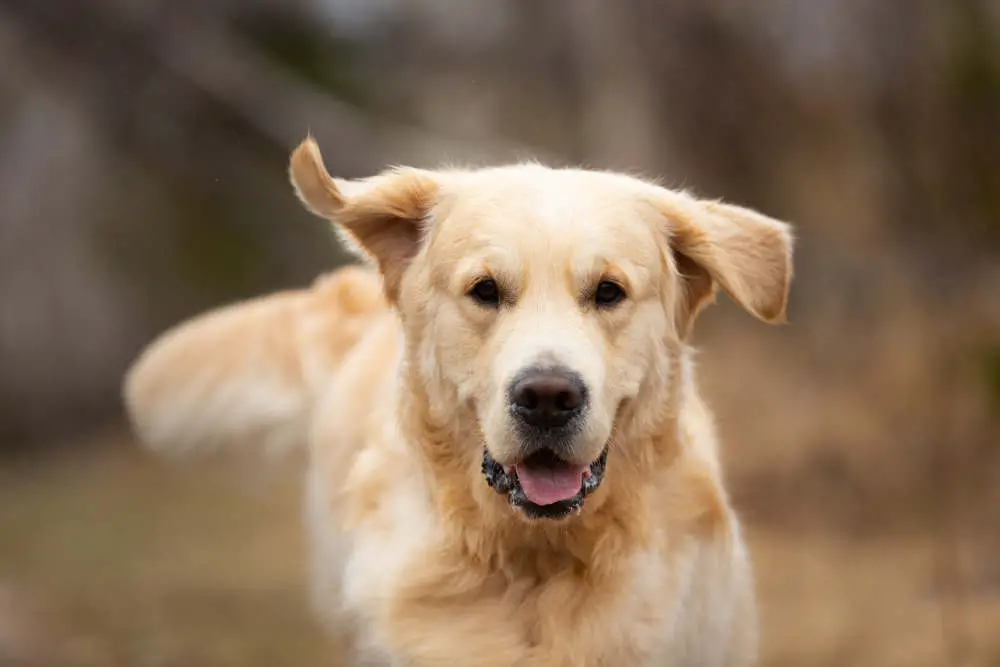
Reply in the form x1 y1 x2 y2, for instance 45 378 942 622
125 139 793 666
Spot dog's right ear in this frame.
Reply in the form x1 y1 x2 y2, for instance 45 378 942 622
289 137 439 302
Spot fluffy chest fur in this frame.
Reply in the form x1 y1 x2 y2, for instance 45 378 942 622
312 456 717 666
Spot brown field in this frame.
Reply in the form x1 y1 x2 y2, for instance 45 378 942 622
1 431 998 667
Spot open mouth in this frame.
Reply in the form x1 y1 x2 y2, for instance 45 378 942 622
482 446 608 520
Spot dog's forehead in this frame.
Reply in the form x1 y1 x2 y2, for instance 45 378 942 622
431 165 664 264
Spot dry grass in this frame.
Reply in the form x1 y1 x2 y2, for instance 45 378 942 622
0 431 998 667
0 434 330 667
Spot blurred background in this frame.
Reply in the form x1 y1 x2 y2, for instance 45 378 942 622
1 1 998 665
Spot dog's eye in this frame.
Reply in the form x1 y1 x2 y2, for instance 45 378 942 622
594 281 626 307
469 279 500 307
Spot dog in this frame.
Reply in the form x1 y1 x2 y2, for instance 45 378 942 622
124 137 793 666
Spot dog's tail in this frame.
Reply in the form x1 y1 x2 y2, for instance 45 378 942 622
123 266 386 458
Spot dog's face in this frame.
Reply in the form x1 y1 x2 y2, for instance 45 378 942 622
290 139 793 521
413 171 680 519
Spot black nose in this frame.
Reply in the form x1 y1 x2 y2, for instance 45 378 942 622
509 367 587 430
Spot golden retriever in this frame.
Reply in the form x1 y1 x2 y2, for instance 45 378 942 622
124 137 794 666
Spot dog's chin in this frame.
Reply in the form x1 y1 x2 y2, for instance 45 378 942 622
481 446 609 521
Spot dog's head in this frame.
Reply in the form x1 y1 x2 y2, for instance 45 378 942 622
290 138 792 521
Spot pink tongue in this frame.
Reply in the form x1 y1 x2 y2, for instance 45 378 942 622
515 463 587 506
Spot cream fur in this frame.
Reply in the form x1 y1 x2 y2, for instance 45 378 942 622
123 137 794 667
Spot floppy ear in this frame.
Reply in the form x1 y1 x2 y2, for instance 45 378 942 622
289 136 439 302
655 192 794 336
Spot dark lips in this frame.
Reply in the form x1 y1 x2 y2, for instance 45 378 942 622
481 447 608 520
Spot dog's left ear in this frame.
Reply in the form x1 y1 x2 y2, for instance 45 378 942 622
655 191 794 336
289 137 439 302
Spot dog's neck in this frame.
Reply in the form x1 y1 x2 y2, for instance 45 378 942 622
396 344 713 579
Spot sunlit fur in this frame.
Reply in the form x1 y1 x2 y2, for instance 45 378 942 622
124 137 793 666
